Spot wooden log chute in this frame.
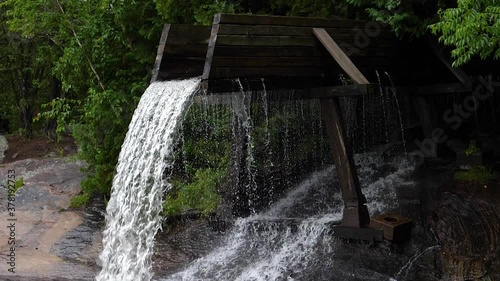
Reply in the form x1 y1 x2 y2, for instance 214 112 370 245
151 24 211 82
203 14 408 84
152 13 417 91
152 13 497 94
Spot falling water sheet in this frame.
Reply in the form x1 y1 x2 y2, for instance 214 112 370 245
96 78 200 281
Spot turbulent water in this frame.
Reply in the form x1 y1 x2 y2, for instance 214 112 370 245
162 153 416 281
96 78 200 281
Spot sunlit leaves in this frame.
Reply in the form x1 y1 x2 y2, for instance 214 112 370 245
430 0 500 66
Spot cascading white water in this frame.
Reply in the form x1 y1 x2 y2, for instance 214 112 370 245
96 78 200 281
162 153 415 281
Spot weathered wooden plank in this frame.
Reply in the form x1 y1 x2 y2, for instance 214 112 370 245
163 45 210 57
159 61 204 75
160 25 211 45
203 14 221 79
151 24 171 83
212 45 406 58
218 13 367 28
218 24 393 38
167 24 212 34
216 35 317 47
313 28 370 84
214 45 323 57
215 34 399 48
157 72 200 80
164 35 210 45
162 56 207 63
209 66 332 78
210 56 405 70
211 56 331 67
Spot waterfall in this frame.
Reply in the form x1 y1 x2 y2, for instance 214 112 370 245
96 78 200 281
161 153 416 281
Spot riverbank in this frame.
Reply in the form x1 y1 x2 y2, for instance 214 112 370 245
0 153 101 280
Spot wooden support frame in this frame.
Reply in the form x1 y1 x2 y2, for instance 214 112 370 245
198 82 375 102
319 98 370 228
151 24 171 83
313 28 370 228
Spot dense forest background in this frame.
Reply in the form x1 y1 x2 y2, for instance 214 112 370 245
0 0 498 209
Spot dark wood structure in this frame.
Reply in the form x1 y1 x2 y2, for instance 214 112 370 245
153 14 427 91
151 13 499 240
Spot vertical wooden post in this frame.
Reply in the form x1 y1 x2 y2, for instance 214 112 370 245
320 97 370 227
414 96 437 158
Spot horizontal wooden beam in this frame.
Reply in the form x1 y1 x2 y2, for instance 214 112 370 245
310 84 375 98
215 34 399 48
209 66 332 78
211 56 330 67
216 35 317 47
201 77 341 93
197 81 374 99
207 56 405 70
212 45 405 58
163 45 210 57
415 83 472 95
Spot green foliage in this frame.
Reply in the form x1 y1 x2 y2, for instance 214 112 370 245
269 0 347 18
34 98 81 141
154 0 235 24
2 0 497 213
73 88 139 198
345 0 438 38
464 143 481 156
194 1 236 25
69 193 90 208
164 103 232 217
13 177 23 193
163 168 222 216
2 0 163 200
455 165 497 184
0 4 56 136
430 0 500 66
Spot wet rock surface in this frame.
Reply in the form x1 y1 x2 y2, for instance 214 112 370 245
0 158 101 280
0 135 7 163
433 191 500 280
153 220 222 276
155 159 500 281
0 151 497 280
